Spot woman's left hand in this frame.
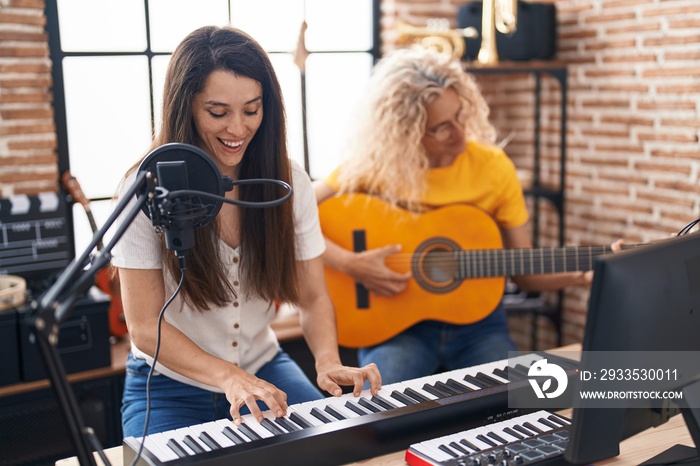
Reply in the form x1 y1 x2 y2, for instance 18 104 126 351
579 239 627 286
316 361 382 398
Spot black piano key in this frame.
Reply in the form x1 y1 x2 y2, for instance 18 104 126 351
166 438 189 458
372 394 399 409
503 427 525 440
476 372 505 386
438 444 459 458
222 426 248 445
198 431 222 450
448 441 471 455
523 421 544 435
505 366 528 381
390 390 417 405
538 417 558 429
422 383 451 398
358 397 383 413
459 438 481 452
463 374 490 389
310 407 333 424
289 411 313 429
476 434 498 447
492 367 513 381
486 431 508 444
260 418 286 435
324 405 347 421
345 401 371 416
182 435 206 454
403 387 430 402
237 423 263 441
276 417 302 432
513 424 536 437
445 378 474 393
512 364 533 376
549 413 571 426
434 381 462 396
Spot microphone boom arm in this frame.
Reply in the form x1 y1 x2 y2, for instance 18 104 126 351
30 169 157 466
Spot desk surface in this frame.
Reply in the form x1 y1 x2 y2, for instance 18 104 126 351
57 411 694 466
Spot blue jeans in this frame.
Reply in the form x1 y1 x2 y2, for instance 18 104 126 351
121 348 323 438
358 305 516 384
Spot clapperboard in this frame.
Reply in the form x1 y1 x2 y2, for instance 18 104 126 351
0 192 72 286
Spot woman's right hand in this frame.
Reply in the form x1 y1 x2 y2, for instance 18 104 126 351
222 369 289 425
345 245 412 297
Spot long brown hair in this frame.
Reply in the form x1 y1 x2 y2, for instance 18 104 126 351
129 26 298 310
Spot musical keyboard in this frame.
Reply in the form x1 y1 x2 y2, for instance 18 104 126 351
123 352 578 466
405 410 571 466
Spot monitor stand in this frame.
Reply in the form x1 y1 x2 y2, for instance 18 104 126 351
639 378 700 466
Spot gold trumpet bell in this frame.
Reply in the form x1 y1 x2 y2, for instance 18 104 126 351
395 19 477 61
395 0 518 65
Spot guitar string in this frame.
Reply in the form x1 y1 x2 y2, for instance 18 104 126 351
380 246 611 276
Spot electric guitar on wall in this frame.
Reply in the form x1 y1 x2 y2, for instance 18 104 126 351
61 171 128 338
318 193 628 348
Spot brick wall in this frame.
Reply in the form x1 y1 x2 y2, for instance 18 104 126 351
0 0 56 197
385 0 700 349
3 0 699 349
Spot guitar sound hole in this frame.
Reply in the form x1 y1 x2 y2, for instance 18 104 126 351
413 237 461 294
422 248 455 284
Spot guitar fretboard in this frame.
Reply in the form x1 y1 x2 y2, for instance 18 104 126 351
457 245 614 279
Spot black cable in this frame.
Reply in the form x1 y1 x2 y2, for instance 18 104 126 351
166 177 293 209
129 266 186 466
677 218 700 236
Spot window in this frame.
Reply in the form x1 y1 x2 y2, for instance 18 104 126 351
46 0 378 254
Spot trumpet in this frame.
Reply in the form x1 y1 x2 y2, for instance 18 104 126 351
478 0 518 64
395 19 478 61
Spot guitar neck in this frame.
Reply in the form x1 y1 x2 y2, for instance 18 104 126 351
456 245 614 279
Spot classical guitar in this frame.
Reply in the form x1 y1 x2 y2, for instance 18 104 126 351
61 171 128 338
318 193 624 348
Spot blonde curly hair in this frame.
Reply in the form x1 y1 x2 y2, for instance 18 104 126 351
335 47 496 211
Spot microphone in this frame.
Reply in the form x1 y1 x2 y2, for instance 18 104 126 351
156 160 195 257
135 143 294 259
137 143 229 258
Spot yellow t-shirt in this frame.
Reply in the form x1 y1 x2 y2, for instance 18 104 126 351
325 140 529 230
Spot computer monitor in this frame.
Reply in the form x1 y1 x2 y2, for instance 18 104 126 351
564 232 700 464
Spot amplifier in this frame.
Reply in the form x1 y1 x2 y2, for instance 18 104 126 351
0 308 21 387
457 0 557 61
18 286 111 382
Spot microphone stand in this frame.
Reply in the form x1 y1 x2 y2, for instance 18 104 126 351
29 170 156 466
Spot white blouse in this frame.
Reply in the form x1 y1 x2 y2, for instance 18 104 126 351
112 160 325 392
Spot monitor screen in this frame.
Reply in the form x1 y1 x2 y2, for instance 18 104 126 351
564 232 700 464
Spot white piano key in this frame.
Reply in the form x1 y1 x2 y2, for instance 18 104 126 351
191 420 236 448
486 423 523 443
523 411 556 433
176 426 212 453
215 418 254 444
288 404 327 427
166 429 198 456
458 426 501 450
322 396 364 419
239 414 275 439
127 436 177 463
395 380 439 401
143 432 185 462
411 441 454 463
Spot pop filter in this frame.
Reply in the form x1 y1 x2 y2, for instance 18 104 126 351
137 142 227 230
